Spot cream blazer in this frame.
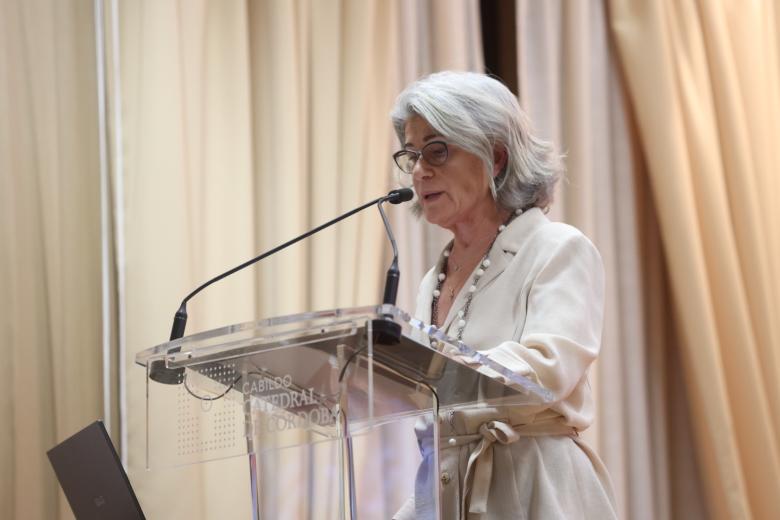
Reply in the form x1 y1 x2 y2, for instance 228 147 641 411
396 208 618 520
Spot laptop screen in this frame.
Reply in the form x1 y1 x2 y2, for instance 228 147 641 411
47 421 145 519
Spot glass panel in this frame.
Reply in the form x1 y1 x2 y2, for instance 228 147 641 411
137 305 555 518
250 415 423 519
139 305 551 470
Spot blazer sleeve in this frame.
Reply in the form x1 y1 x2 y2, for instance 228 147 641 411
477 229 605 403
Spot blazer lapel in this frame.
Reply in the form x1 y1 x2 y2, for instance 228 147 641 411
447 209 544 323
419 208 545 333
440 232 513 333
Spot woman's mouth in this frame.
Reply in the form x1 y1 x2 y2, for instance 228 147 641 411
423 191 444 202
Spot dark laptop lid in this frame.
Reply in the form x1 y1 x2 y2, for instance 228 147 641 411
47 421 145 520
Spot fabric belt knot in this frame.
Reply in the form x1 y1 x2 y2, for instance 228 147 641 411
444 418 577 518
461 420 520 515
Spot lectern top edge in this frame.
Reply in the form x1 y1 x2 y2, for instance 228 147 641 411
135 304 553 403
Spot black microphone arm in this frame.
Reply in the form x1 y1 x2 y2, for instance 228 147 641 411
374 197 405 345
378 200 400 305
379 189 412 305
150 188 413 384
169 187 413 341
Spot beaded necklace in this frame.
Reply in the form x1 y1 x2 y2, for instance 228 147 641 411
431 208 523 341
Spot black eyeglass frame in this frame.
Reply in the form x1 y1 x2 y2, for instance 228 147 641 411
392 140 449 174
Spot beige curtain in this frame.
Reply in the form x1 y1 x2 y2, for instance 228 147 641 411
608 1 780 519
516 1 709 518
247 1 410 517
0 0 105 519
247 0 395 316
116 0 419 517
117 1 256 517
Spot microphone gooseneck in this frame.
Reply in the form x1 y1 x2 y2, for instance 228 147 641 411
374 188 413 344
151 188 414 384
377 202 399 305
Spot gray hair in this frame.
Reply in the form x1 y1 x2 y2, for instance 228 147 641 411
390 71 562 211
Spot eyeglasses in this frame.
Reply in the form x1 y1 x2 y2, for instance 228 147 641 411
392 141 449 174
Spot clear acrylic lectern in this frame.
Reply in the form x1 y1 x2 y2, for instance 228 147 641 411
136 305 551 519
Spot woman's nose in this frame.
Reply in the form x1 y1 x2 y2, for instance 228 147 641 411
412 158 433 179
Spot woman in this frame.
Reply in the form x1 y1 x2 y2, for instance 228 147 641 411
391 72 617 519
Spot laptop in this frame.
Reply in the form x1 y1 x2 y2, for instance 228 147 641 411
47 421 145 519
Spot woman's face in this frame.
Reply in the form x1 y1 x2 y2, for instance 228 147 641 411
404 115 495 230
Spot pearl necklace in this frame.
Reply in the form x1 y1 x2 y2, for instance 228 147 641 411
431 208 523 341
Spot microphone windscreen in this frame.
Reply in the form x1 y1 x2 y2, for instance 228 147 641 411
387 188 414 204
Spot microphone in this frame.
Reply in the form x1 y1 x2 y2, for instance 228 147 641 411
384 187 414 205
372 189 413 344
149 188 414 384
378 198 402 306
381 189 412 305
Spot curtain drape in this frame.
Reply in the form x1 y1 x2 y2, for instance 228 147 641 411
118 1 256 517
246 1 409 517
608 1 780 518
0 0 105 519
515 1 709 518
116 0 421 517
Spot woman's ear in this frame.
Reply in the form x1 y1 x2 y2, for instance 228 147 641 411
493 146 508 177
